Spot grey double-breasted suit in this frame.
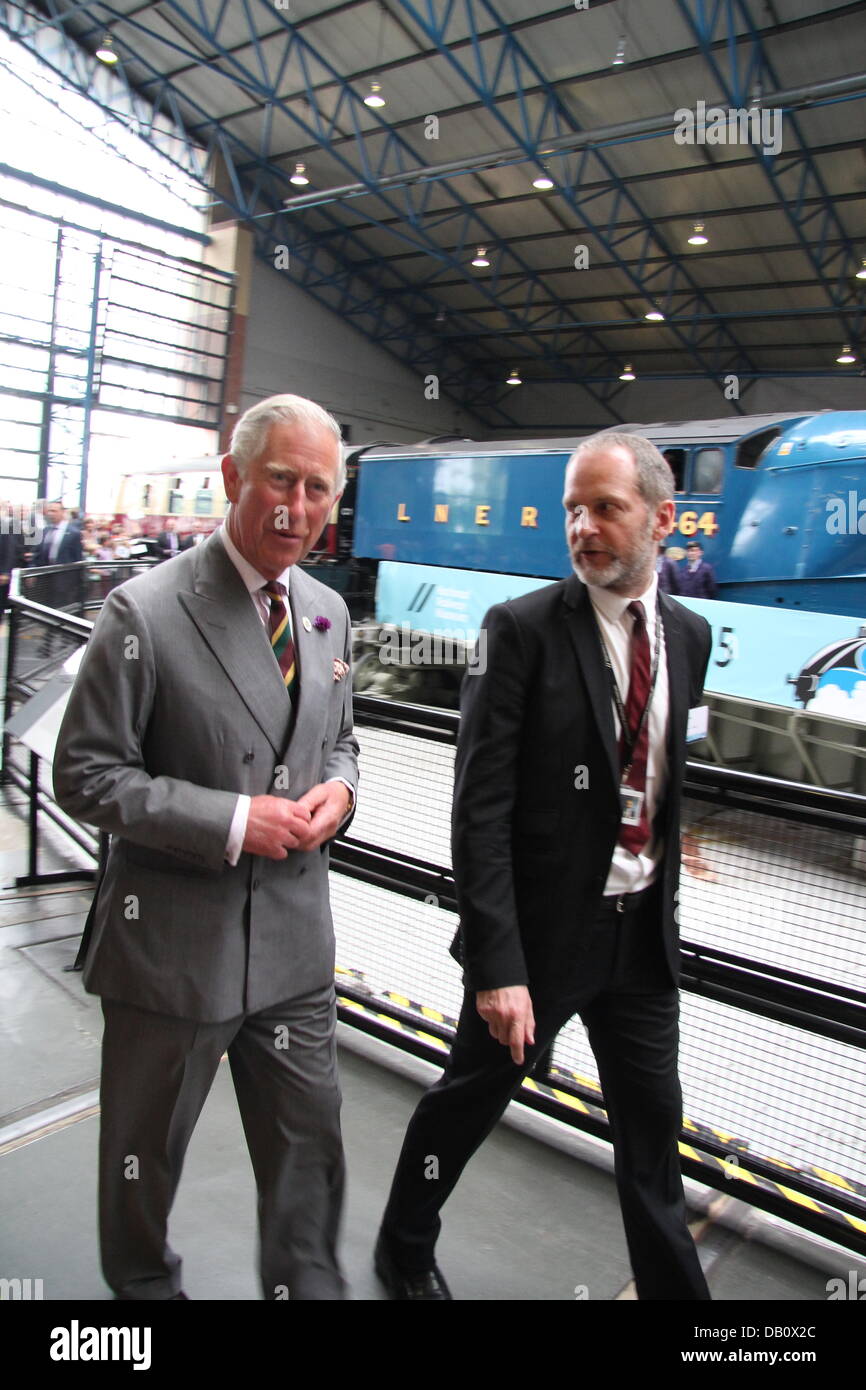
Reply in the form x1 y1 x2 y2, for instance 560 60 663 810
53 529 359 1299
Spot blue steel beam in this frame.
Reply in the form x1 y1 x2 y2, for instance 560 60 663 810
676 0 863 340
18 0 637 414
394 0 760 410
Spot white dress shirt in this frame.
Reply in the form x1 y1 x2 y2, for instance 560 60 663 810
587 573 670 896
218 525 352 864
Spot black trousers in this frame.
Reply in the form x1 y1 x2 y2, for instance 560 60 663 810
381 887 710 1300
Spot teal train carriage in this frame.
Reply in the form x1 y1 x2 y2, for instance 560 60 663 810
351 411 866 618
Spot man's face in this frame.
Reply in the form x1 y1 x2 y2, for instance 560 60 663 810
686 544 701 565
44 503 63 526
563 445 674 596
222 419 341 580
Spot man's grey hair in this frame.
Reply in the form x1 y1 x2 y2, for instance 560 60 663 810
571 430 675 509
229 394 345 492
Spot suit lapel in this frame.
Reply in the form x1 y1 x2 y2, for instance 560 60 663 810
177 533 291 757
285 566 330 764
561 576 619 792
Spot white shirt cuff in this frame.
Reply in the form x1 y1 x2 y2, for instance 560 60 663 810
225 794 250 865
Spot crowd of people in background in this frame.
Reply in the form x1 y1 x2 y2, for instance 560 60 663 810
0 503 216 615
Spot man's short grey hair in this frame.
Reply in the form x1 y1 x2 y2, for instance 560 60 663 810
229 394 345 492
572 430 675 509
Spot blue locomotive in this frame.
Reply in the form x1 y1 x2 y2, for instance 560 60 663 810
349 411 866 620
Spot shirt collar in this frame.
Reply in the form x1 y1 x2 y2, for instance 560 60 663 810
218 524 293 597
588 571 659 627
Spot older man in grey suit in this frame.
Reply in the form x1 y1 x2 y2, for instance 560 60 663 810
54 394 358 1301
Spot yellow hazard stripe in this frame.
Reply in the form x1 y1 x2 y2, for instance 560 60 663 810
337 981 866 1222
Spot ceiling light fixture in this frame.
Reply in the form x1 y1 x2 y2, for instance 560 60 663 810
95 32 118 64
856 259 866 281
644 307 665 321
364 80 386 108
289 162 310 186
471 246 490 268
612 35 627 66
619 363 636 381
836 345 856 364
506 367 522 386
532 168 555 191
688 220 708 246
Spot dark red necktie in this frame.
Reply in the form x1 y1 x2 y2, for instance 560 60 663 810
618 600 651 855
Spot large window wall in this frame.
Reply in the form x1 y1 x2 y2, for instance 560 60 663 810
0 27 231 512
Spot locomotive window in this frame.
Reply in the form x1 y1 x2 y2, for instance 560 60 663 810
692 448 724 494
662 449 686 491
736 427 781 469
169 489 184 515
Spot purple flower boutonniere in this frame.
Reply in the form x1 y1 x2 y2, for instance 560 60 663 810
313 615 331 632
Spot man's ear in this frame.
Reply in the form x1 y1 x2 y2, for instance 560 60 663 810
654 499 676 539
221 454 240 504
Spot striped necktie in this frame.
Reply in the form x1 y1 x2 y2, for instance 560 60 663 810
618 600 651 855
262 582 298 699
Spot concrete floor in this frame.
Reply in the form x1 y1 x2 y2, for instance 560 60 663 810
0 780 857 1306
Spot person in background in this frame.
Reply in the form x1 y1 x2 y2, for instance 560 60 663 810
656 541 680 595
678 540 718 599
156 517 186 560
0 501 25 614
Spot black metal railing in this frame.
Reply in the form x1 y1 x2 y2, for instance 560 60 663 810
4 602 864 1254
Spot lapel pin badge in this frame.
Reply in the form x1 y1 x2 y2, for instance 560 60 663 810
333 658 349 682
302 615 313 632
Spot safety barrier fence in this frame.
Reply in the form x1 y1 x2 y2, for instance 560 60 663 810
3 589 864 1256
331 696 866 1257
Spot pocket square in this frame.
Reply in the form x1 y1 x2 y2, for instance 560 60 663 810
333 658 350 682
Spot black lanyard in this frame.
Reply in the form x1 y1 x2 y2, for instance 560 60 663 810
596 602 662 778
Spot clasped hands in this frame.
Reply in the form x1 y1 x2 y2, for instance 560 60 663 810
243 782 352 859
476 985 536 1065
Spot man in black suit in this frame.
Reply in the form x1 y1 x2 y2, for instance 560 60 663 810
376 431 712 1301
31 501 83 570
29 501 84 639
155 518 187 560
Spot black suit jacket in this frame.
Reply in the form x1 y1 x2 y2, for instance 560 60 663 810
31 523 83 566
450 575 711 996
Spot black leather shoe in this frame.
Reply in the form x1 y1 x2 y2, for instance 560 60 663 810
374 1233 452 1300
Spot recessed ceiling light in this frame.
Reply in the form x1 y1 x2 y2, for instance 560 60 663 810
644 307 665 322
95 32 118 64
532 169 554 191
364 81 386 108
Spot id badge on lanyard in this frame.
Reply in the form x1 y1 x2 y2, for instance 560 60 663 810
619 785 645 826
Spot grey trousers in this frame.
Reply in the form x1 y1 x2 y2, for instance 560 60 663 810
98 983 347 1300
